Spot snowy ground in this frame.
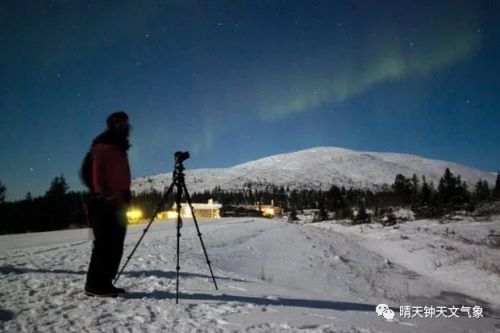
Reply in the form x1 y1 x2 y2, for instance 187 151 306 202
1 217 500 332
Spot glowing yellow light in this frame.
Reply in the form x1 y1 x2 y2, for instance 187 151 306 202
126 208 143 223
262 208 275 217
156 200 222 220
166 211 179 219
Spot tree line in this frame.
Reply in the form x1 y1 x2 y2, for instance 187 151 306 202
1 169 499 234
141 168 500 221
0 176 89 234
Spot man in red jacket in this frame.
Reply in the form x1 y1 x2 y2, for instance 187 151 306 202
85 111 131 297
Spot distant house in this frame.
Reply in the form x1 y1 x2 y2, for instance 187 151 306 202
220 205 264 217
157 199 222 219
242 204 283 218
221 200 283 218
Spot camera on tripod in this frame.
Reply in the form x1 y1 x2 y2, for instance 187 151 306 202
175 151 190 164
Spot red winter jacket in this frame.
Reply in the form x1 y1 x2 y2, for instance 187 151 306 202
91 143 131 202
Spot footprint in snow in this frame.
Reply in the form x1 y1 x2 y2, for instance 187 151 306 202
334 255 349 263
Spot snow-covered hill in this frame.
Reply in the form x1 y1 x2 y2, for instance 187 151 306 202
132 147 497 194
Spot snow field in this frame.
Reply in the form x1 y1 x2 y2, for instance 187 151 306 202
1 217 500 332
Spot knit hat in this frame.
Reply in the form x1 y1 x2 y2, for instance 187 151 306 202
106 111 129 128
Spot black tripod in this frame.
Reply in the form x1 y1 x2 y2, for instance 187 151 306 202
114 151 218 303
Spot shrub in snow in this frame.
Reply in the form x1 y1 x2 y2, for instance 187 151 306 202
288 206 299 222
335 207 353 220
381 214 397 227
378 207 414 226
414 205 439 219
472 200 500 218
352 203 370 225
313 203 329 222
392 208 415 221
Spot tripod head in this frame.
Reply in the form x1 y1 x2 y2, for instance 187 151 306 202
174 151 190 172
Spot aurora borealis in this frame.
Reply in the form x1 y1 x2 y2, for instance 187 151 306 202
1 0 499 200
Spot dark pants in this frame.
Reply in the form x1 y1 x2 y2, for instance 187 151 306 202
86 199 127 289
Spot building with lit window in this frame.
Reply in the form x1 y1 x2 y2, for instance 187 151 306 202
157 199 222 219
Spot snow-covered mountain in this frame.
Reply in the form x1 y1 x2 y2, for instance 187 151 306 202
132 147 497 194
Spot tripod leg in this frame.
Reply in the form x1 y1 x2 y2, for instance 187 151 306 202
175 178 183 304
114 178 177 284
182 182 219 290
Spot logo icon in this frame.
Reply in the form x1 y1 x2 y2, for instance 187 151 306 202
376 304 389 316
383 309 395 320
376 304 395 321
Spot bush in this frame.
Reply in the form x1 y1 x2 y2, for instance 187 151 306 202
352 203 370 225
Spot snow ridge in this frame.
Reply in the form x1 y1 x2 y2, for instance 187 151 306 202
132 146 496 194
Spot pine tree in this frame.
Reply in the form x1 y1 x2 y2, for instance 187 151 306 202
24 192 33 201
392 174 413 205
0 181 6 203
493 172 500 199
437 168 471 208
326 184 346 211
289 206 299 221
45 175 69 198
353 199 370 224
289 189 299 211
247 188 254 205
438 168 460 204
411 174 420 207
438 168 456 204
419 176 432 206
474 179 490 202
411 174 420 192
42 175 70 231
456 176 470 204
314 200 329 222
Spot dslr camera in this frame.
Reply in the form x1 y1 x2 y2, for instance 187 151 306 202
175 151 190 164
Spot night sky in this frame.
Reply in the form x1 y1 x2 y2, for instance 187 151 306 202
1 1 499 201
